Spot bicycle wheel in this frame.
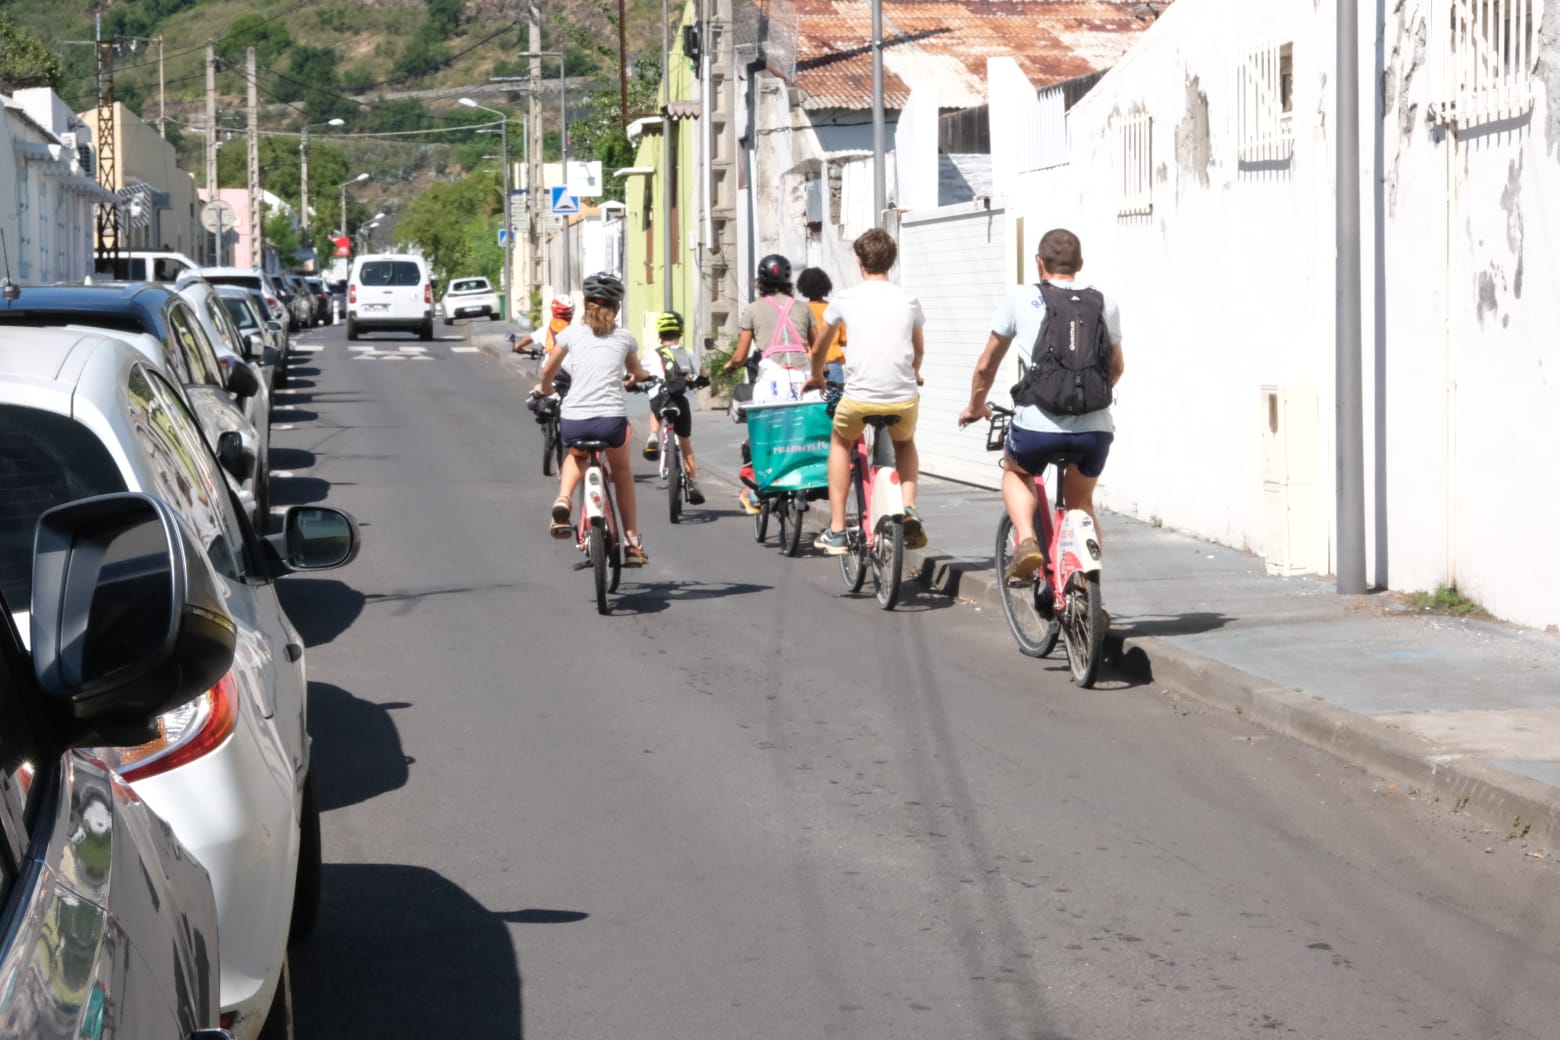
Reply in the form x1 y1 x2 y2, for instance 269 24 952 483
753 496 770 543
1060 571 1106 687
589 524 609 615
840 467 868 592
871 517 904 610
778 492 805 557
542 421 557 476
666 441 682 524
607 526 623 594
995 515 1060 658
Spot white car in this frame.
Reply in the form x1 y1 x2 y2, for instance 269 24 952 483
347 253 434 341
440 275 502 324
0 326 361 1040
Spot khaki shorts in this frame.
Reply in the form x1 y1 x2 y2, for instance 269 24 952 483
832 396 919 443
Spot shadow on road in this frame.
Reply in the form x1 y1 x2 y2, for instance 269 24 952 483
293 863 547 1040
307 682 411 811
270 475 335 507
268 446 317 472
1116 611 1232 638
271 406 320 424
277 577 364 647
611 579 773 615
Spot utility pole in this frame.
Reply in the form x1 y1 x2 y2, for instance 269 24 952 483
661 0 673 311
528 1 544 313
1335 0 1365 593
156 34 166 138
205 41 217 264
247 46 261 269
870 0 885 227
299 126 310 242
618 0 629 127
94 11 120 266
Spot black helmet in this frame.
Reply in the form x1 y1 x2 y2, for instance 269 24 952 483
756 254 792 288
581 272 626 306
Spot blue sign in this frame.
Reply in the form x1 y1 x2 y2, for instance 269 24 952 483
497 228 509 246
550 186 579 214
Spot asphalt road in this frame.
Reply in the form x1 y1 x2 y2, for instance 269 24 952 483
272 320 1557 1040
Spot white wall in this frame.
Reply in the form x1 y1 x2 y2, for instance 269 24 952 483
895 0 1560 627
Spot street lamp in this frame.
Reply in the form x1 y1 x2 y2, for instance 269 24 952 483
507 50 569 295
337 172 370 243
459 97 513 320
300 118 345 241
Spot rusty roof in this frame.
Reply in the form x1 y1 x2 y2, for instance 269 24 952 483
790 0 1169 110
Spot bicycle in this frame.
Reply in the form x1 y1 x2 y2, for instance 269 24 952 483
644 373 711 524
527 377 568 477
830 391 907 610
742 397 831 557
981 404 1107 686
566 435 625 615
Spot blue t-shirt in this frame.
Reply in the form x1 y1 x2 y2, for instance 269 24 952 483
990 281 1123 434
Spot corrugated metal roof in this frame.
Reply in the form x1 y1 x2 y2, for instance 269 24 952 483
792 0 1169 110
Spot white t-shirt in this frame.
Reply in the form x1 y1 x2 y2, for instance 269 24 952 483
556 324 638 420
990 280 1123 434
822 279 924 405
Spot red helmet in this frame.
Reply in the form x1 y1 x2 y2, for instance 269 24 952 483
550 294 575 318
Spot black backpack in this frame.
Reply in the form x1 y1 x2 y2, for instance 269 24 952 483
1010 283 1113 415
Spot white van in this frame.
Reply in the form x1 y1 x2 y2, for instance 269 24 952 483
347 253 434 341
94 250 199 283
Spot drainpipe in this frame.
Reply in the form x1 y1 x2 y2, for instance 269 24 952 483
870 0 885 228
662 0 674 312
1335 0 1366 594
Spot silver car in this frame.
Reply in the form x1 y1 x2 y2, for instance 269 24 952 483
217 284 285 391
0 327 361 1040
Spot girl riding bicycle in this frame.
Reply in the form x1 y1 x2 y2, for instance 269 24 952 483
511 294 575 356
536 273 652 565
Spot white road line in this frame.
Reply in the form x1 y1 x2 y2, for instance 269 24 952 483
273 423 296 431
398 346 428 353
348 345 373 352
271 470 295 479
451 346 480 353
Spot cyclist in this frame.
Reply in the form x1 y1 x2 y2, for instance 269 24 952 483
802 228 928 553
723 254 815 513
535 273 652 565
956 227 1125 584
511 294 575 356
796 266 846 386
640 310 707 505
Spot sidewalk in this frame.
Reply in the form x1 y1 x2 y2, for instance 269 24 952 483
472 328 1560 852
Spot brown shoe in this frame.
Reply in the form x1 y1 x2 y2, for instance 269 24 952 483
624 539 649 566
549 497 573 539
1004 537 1045 585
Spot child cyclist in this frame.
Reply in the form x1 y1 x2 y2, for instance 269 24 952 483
511 294 575 356
802 228 928 553
640 310 708 505
535 273 652 565
796 266 846 386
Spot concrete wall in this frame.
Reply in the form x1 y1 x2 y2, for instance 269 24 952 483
947 0 1560 628
5 89 106 283
79 104 201 260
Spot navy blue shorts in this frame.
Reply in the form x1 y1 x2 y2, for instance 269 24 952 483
1005 426 1114 479
560 416 630 449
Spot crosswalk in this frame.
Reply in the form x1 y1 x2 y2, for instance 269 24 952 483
285 341 492 362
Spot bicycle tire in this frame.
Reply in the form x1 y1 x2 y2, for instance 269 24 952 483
553 423 564 474
753 496 770 543
840 466 868 592
589 524 609 614
1060 572 1106 687
871 517 904 610
542 421 557 476
666 439 682 524
778 492 805 557
995 515 1060 658
608 526 623 593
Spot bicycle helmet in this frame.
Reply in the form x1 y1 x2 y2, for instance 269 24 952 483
581 272 626 306
756 253 792 289
656 310 684 335
550 294 575 318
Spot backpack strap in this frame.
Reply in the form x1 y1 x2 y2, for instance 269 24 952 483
761 295 807 359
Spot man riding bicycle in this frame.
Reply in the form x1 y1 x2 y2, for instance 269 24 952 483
641 310 707 505
512 294 575 356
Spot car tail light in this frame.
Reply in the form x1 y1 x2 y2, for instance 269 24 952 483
349 284 357 304
424 284 432 304
96 673 239 783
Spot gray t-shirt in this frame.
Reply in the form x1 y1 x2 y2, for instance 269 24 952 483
740 294 815 367
990 281 1123 434
556 324 638 420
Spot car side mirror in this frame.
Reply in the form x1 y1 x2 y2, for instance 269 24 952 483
267 506 361 572
266 320 282 333
224 358 260 399
242 331 261 358
30 493 237 748
217 431 256 482
263 345 280 368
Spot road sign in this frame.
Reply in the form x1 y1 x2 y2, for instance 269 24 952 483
333 235 351 258
550 186 579 215
497 228 509 246
200 199 237 234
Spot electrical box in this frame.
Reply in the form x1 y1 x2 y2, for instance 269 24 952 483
1260 385 1322 575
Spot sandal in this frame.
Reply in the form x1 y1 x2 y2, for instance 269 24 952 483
624 538 649 566
549 497 573 539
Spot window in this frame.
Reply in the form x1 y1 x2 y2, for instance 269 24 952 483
1116 112 1153 217
166 303 223 387
358 261 423 287
643 176 655 284
1237 42 1294 164
1433 0 1538 126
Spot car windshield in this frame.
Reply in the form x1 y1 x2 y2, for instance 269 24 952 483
205 275 262 292
221 297 258 329
0 407 127 608
360 262 422 287
451 280 488 293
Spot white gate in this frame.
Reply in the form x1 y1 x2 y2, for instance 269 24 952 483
898 204 1014 489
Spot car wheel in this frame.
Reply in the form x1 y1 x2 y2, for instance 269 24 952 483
257 954 294 1040
346 317 358 341
443 315 453 326
289 771 321 945
490 312 501 321
420 319 434 341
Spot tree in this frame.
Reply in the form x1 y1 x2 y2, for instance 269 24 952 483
394 173 503 291
263 206 301 267
567 56 662 203
0 15 63 91
218 15 293 67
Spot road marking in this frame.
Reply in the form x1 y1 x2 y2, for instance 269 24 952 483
348 345 373 352
273 423 296 431
293 345 323 353
272 470 295 479
451 346 479 353
398 346 428 353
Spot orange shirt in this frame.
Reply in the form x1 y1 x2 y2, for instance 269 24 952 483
544 316 571 353
808 300 846 363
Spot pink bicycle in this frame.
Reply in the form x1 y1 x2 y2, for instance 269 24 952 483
838 414 907 611
983 404 1107 686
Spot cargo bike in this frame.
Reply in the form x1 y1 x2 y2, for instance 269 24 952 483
739 396 833 557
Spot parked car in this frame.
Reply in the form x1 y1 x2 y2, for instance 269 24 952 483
217 285 285 390
0 455 236 1040
303 276 333 325
281 276 315 331
0 327 362 1040
346 253 434 341
0 282 271 527
328 278 347 322
92 248 201 283
197 267 291 334
440 275 502 324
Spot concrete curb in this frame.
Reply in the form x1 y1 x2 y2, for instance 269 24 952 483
481 357 1559 852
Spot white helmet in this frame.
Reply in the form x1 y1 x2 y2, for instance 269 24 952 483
550 294 575 317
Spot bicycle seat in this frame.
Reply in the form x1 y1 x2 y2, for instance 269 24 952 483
863 415 902 429
571 439 611 452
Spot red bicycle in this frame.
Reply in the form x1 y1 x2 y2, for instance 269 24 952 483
982 404 1107 686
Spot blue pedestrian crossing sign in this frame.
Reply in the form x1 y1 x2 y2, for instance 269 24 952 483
497 228 509 246
550 186 579 214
